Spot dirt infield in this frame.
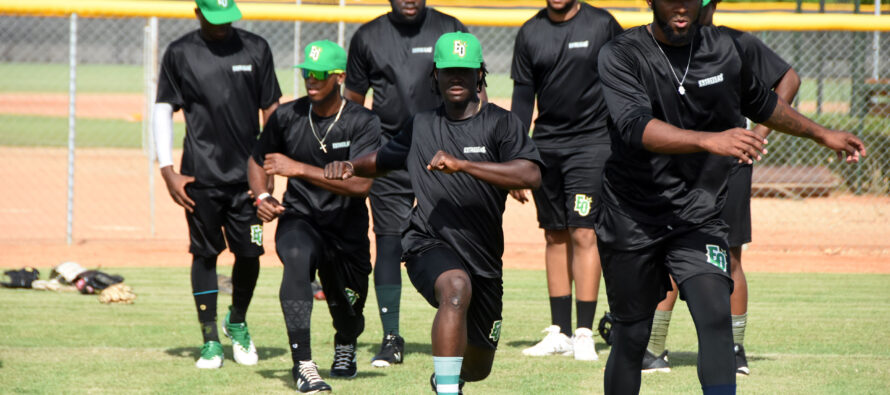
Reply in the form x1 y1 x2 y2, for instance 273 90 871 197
0 145 888 273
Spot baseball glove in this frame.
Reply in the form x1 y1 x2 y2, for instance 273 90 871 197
75 270 125 294
98 283 136 304
1 267 40 288
598 311 614 346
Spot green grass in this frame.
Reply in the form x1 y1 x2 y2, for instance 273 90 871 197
1 269 888 393
0 114 186 148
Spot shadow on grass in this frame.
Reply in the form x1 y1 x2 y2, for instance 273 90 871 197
361 341 433 358
257 368 385 389
165 346 287 361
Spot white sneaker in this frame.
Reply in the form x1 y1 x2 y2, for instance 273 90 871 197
572 327 598 361
195 341 224 369
522 325 573 356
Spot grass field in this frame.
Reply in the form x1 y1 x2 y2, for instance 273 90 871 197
1 268 888 394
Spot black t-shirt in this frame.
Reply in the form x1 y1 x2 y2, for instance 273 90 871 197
252 98 380 249
722 27 791 90
346 9 466 134
376 103 543 278
157 29 282 187
511 3 623 146
596 25 778 250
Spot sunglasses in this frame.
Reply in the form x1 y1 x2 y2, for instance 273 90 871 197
302 69 344 80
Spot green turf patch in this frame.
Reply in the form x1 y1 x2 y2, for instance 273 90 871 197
0 269 887 393
0 114 185 148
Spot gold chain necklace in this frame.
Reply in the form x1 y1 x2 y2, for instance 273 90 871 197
308 99 346 154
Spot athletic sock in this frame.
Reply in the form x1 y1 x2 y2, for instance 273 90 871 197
282 299 314 363
230 256 260 324
550 295 572 336
376 285 401 336
731 313 747 345
433 356 463 395
647 309 672 355
576 300 597 330
191 255 219 343
288 329 312 363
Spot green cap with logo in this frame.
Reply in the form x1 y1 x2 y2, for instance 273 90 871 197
434 32 484 69
196 0 242 25
295 40 347 72
702 0 715 7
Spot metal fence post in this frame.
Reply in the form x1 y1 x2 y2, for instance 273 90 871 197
295 0 302 98
144 16 159 236
67 13 77 245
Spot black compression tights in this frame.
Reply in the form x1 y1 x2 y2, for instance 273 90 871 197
230 256 260 323
373 235 402 286
680 274 736 392
604 315 652 395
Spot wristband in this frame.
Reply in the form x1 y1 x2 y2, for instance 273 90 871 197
256 192 271 206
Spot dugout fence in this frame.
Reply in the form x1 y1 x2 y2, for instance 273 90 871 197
0 1 888 256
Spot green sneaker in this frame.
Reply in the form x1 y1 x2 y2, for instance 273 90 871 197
223 307 258 365
196 341 224 369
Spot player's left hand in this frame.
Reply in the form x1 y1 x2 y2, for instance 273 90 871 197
427 150 464 174
264 153 304 177
818 130 867 163
509 189 530 204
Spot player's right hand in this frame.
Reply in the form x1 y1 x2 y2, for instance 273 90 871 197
701 128 768 164
160 166 196 213
324 161 355 180
256 196 285 222
509 189 530 204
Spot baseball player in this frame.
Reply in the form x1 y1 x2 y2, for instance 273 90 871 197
248 40 380 394
595 0 866 393
326 32 542 395
641 0 802 376
510 0 622 361
153 0 281 369
344 0 470 368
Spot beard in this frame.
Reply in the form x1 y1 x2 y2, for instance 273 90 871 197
547 0 578 15
653 8 699 45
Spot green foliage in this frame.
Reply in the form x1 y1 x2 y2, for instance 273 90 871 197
1 268 888 393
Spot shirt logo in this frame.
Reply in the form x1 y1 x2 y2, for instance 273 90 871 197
698 73 724 88
232 65 252 72
568 40 589 49
332 141 351 149
705 244 728 271
574 194 593 217
309 45 322 61
463 146 486 154
412 46 433 54
453 40 467 57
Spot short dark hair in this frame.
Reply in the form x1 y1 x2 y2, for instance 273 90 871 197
430 63 489 95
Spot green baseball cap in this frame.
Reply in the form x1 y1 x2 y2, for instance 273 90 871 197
434 32 484 69
295 40 347 72
196 0 242 25
702 0 716 7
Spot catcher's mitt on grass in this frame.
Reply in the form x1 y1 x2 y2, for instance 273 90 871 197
98 283 136 304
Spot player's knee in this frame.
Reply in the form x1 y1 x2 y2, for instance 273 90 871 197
544 229 570 245
569 227 597 248
435 272 471 311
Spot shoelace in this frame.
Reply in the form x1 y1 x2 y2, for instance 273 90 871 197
332 344 355 369
200 342 220 358
299 361 324 383
229 323 252 349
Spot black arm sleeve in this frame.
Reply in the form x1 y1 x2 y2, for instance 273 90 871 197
376 121 414 171
511 82 535 134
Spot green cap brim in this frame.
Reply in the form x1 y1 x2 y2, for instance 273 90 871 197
435 61 481 69
702 0 712 7
294 63 342 72
201 6 242 25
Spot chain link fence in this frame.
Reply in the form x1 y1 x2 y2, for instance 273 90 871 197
0 12 888 254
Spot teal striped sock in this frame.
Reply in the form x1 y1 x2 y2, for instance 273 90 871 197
433 356 463 395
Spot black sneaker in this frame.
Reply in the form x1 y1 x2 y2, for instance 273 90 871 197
641 349 671 373
735 343 750 375
429 373 464 394
293 360 332 393
371 332 405 367
330 343 357 378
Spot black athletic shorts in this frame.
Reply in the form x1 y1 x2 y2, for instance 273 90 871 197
531 142 610 230
598 219 733 323
185 184 264 257
719 164 752 247
369 133 414 236
405 243 504 350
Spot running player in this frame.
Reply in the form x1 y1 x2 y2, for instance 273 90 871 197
595 0 865 393
248 40 380 394
153 0 281 369
510 0 622 361
326 32 542 395
345 0 469 367
641 0 802 376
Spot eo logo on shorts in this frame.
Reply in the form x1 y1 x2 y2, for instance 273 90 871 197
489 320 502 342
574 194 593 217
250 224 263 246
705 244 728 272
309 45 322 61
453 40 467 57
345 288 359 306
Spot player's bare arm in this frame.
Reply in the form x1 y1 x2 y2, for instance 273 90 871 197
761 97 866 162
641 118 767 164
264 153 372 197
344 89 368 107
427 150 542 190
752 67 800 138
247 156 284 222
159 165 196 212
324 150 386 180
